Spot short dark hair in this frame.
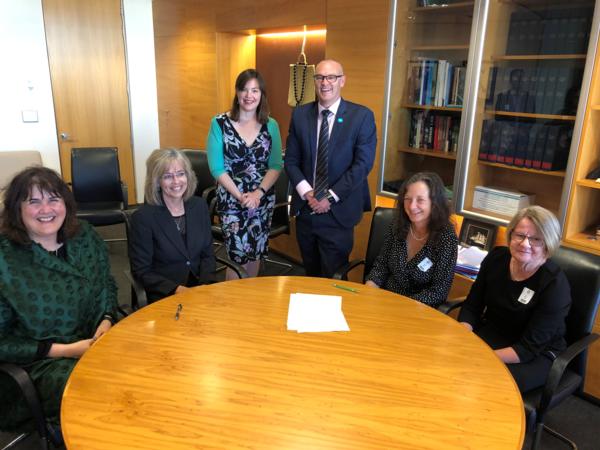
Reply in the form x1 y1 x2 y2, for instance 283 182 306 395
395 172 452 242
230 69 270 125
1 166 79 245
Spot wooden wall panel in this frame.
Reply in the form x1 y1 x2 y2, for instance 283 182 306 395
256 34 326 145
154 0 218 149
153 0 391 270
325 0 391 271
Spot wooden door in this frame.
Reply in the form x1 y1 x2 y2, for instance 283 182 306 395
43 0 136 204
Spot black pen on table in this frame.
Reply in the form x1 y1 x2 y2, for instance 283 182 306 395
175 303 183 320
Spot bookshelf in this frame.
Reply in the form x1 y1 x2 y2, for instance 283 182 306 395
379 0 475 196
454 0 597 225
563 37 600 256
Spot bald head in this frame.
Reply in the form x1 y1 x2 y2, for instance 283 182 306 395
314 59 346 108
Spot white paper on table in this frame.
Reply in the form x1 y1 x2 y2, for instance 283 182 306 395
287 293 350 333
457 245 488 269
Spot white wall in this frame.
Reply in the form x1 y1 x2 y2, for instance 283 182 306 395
0 0 160 203
123 0 160 204
0 0 61 171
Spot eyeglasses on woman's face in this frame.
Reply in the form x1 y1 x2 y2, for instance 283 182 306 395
161 171 186 182
510 232 545 248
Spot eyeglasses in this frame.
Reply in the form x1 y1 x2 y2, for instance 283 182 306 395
313 74 344 83
161 171 186 182
511 232 545 248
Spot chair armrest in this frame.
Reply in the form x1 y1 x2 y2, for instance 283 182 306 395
537 332 600 416
124 269 148 310
437 298 466 315
201 185 216 203
120 182 128 210
0 363 49 449
332 259 365 281
216 256 249 279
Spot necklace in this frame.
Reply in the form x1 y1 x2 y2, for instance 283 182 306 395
292 64 308 106
173 215 186 234
409 225 428 241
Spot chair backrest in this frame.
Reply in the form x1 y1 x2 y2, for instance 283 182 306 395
0 150 42 189
270 171 291 237
363 207 395 282
71 147 123 204
181 149 215 197
551 246 600 376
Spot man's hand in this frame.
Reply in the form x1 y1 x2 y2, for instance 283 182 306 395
310 196 331 214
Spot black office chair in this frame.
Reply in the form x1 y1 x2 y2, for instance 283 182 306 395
122 210 248 310
181 149 216 203
264 171 292 273
0 363 60 450
523 246 600 450
333 207 394 283
71 148 128 238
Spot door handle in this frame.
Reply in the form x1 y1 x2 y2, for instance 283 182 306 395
60 132 70 141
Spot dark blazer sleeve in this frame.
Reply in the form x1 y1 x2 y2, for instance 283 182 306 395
284 105 309 191
130 205 180 299
329 106 377 202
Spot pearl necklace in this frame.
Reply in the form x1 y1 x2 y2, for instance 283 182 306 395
409 225 428 241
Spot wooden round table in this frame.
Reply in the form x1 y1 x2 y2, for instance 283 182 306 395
62 277 524 449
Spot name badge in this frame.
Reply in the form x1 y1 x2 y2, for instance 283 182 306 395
417 257 433 272
518 287 535 304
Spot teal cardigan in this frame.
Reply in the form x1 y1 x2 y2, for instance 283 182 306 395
205 115 283 178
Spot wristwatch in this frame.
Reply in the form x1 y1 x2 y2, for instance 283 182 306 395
326 192 336 203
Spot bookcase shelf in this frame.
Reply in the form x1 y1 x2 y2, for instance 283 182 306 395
492 54 587 61
478 161 566 177
403 103 463 112
575 179 600 189
485 110 577 121
563 231 600 256
399 147 458 160
413 2 475 13
411 45 470 51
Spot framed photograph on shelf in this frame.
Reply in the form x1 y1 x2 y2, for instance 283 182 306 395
459 219 497 252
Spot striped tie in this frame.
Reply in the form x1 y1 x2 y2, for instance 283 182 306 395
314 109 331 200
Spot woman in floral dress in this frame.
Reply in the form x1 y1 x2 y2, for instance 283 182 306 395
207 69 282 278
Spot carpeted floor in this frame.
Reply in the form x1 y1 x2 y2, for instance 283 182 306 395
1 222 599 450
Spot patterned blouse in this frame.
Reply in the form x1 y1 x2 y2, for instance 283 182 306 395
366 222 458 307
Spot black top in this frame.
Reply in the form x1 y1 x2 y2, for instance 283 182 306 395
458 246 571 362
366 222 458 307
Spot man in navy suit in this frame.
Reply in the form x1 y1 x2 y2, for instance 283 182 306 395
285 59 377 277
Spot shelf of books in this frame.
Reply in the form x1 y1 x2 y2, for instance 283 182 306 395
563 38 600 256
378 0 474 196
456 0 596 225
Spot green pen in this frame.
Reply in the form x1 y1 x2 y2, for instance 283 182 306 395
333 283 359 293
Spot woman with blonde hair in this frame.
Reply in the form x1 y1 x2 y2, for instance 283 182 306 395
458 205 571 393
129 149 215 303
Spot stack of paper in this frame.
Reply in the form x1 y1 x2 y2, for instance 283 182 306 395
287 293 350 333
455 245 488 279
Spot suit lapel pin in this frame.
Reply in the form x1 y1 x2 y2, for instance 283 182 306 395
337 117 343 123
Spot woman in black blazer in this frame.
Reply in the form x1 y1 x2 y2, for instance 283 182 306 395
130 149 216 303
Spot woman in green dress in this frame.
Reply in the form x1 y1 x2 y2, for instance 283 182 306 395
0 167 118 434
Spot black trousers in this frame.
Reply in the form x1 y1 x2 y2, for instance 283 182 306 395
295 209 354 278
476 323 553 393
